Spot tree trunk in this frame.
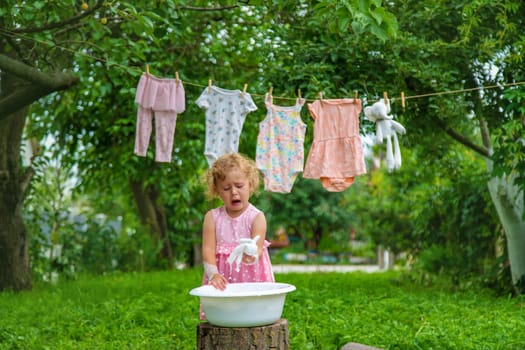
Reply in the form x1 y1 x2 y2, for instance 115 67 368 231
130 179 174 268
196 319 290 350
487 174 525 292
0 106 32 291
473 91 525 293
0 48 79 292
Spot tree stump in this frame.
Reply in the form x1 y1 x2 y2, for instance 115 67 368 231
340 342 383 350
197 318 289 350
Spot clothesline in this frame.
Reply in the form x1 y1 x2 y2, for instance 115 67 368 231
148 68 525 106
2 27 525 105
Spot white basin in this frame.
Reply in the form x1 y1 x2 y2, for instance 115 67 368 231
189 282 296 327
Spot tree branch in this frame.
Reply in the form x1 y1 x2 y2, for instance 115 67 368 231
177 5 239 11
0 53 75 86
477 116 492 155
0 85 54 122
4 34 26 64
434 117 491 158
20 166 35 203
0 54 78 120
54 21 89 38
0 0 104 34
468 70 493 155
0 77 78 120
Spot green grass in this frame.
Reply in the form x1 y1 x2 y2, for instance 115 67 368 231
0 269 524 349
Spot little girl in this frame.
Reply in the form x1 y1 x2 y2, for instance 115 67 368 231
201 153 275 294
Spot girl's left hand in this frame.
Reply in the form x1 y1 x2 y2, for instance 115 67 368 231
242 253 256 264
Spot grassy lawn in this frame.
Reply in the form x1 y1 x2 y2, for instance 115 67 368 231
0 269 524 349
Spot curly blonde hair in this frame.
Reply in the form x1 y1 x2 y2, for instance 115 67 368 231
205 153 261 199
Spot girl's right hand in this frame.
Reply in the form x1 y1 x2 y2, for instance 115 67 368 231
209 273 227 290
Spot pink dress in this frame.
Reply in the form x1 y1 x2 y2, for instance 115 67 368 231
303 99 366 192
200 204 275 319
204 204 274 283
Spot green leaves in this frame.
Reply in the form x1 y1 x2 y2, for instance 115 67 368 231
312 0 398 41
2 0 524 291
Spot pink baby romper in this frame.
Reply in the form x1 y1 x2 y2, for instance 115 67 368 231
256 94 307 193
303 98 366 192
200 204 274 319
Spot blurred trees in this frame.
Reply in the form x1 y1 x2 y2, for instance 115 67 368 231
259 0 524 292
0 0 396 290
1 0 524 294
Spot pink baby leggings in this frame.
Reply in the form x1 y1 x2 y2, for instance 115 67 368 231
134 74 185 163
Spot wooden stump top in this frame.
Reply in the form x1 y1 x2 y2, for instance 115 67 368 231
197 318 289 350
341 342 383 350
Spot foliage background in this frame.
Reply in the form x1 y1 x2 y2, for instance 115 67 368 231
1 0 522 292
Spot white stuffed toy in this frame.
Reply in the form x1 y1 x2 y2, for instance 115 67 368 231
227 235 260 272
364 99 406 171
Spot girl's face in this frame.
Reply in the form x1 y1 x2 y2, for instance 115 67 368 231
217 167 252 217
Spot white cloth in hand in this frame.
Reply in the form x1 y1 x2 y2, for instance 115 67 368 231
227 235 260 272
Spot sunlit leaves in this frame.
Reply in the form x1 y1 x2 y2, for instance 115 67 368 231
312 0 398 42
4 1 525 280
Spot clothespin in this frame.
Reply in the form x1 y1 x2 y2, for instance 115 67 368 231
268 86 273 96
298 89 302 99
242 83 248 96
175 71 180 83
354 90 358 103
319 92 323 101
383 91 388 104
208 79 212 93
146 64 150 74
401 91 406 109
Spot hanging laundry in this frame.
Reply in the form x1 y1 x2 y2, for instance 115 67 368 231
134 73 185 163
303 98 366 192
256 94 306 193
364 99 406 171
196 85 257 166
